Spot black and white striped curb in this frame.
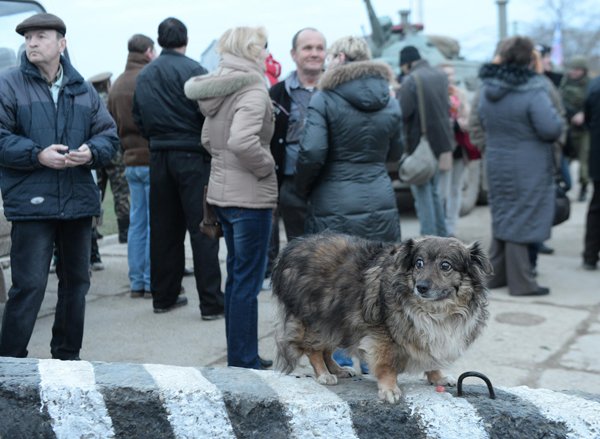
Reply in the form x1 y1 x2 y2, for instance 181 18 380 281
1 358 599 439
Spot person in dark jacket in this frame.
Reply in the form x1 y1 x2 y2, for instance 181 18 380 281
108 34 156 298
296 35 403 242
582 75 600 270
0 13 118 360
477 36 563 296
399 45 453 237
133 18 224 318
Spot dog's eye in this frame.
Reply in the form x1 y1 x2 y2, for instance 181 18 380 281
440 261 452 271
415 259 424 269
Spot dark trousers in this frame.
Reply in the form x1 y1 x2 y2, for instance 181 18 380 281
583 180 600 265
488 238 538 295
279 176 307 242
150 151 224 315
0 218 92 359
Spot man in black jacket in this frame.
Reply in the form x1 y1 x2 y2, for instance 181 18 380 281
270 28 326 242
133 17 224 318
0 13 118 359
398 45 453 237
583 75 600 270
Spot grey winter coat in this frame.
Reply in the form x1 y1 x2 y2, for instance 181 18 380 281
295 61 403 242
477 64 564 243
184 54 277 209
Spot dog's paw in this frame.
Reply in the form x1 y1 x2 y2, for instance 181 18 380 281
425 370 456 387
378 386 402 404
335 366 357 379
316 372 338 385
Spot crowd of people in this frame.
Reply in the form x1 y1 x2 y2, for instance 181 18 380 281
0 12 598 369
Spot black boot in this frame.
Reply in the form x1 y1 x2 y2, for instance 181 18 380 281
117 218 129 244
578 183 588 202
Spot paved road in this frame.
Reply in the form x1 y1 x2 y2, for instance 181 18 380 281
3 191 599 395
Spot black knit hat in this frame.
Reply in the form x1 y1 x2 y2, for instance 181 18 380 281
399 45 421 66
16 13 66 36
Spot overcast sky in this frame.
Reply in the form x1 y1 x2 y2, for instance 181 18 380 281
32 0 547 80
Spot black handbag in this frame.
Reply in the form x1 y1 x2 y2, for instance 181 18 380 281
199 185 223 239
553 175 570 226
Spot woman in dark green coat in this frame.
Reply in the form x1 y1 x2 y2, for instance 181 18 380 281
295 36 403 242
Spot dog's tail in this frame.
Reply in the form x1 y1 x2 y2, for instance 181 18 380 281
274 302 304 374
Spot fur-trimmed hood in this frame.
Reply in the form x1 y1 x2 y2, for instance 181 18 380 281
184 53 266 117
318 61 394 112
479 63 546 102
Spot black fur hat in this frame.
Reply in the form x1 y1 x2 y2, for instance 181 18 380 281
399 46 421 66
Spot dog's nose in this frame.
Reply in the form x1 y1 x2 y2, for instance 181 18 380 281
416 282 430 296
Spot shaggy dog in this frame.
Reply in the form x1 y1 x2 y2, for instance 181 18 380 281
272 233 492 403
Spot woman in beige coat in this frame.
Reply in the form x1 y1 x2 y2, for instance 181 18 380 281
185 26 276 369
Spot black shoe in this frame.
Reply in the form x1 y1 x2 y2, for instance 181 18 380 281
201 312 224 321
583 262 597 271
183 267 194 277
511 286 550 297
538 244 554 255
259 356 273 369
154 295 188 313
130 289 145 298
578 185 588 202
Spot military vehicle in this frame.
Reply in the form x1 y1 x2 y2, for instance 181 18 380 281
363 0 486 216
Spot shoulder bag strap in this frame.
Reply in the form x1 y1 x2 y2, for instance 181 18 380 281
413 74 427 136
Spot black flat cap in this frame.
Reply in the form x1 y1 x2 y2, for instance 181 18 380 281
15 13 66 36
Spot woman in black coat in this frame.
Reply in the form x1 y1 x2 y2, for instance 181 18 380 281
477 36 563 296
583 75 600 270
295 36 403 242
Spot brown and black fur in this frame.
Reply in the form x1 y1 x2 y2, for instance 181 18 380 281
271 233 492 403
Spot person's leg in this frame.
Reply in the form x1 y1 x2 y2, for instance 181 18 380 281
505 241 541 296
0 221 55 358
560 153 572 192
106 153 130 243
150 151 187 309
279 176 307 242
126 167 147 293
578 131 590 201
583 180 600 268
410 181 435 236
431 170 448 237
487 238 507 289
216 207 272 369
174 152 224 317
444 158 465 236
51 217 92 360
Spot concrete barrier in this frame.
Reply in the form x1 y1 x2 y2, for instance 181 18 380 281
1 358 599 438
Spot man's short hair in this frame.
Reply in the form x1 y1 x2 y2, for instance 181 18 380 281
291 27 320 50
128 34 154 54
157 17 187 49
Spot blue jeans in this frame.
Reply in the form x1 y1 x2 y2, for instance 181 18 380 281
215 206 272 369
126 166 150 292
0 218 92 359
410 169 448 237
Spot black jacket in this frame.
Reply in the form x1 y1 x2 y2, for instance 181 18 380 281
296 61 403 242
269 80 292 187
133 49 208 154
0 53 118 221
585 76 600 181
399 59 453 157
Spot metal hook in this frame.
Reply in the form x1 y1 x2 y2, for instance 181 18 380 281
457 371 496 399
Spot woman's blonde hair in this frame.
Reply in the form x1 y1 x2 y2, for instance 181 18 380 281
328 36 371 62
217 26 267 61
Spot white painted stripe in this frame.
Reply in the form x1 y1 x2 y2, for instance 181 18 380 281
250 370 359 439
505 386 600 439
144 363 235 439
402 380 489 439
38 359 115 439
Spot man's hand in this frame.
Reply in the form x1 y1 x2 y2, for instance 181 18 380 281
38 144 69 169
571 111 585 126
65 144 93 167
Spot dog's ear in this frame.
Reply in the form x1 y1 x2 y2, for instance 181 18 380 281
468 241 493 276
400 238 416 271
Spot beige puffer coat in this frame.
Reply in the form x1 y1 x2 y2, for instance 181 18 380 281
184 54 277 209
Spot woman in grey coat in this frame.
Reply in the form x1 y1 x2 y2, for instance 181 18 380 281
477 36 564 296
295 36 403 242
